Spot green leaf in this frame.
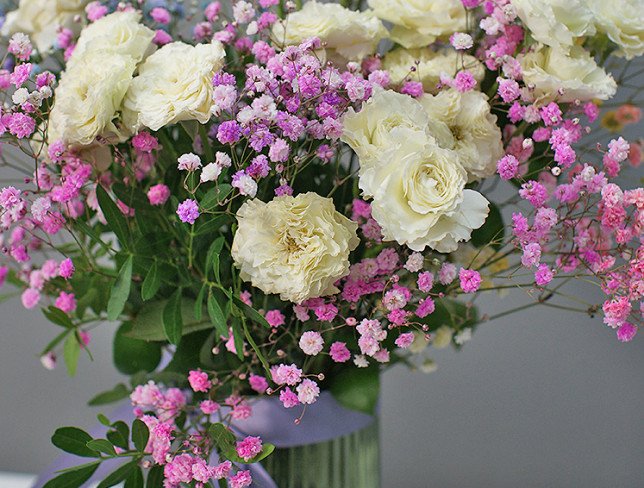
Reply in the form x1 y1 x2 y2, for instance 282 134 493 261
43 461 100 488
230 318 245 361
132 418 150 452
124 467 144 488
194 283 207 322
97 461 137 488
233 296 270 329
199 186 232 212
113 323 162 375
111 421 130 450
471 203 505 250
63 333 81 377
329 366 380 415
43 306 74 328
112 183 151 211
88 383 130 406
106 429 128 451
126 299 211 341
96 185 130 246
141 261 161 301
206 237 225 282
51 427 98 458
107 255 133 321
146 465 164 488
208 423 236 452
249 443 276 463
163 289 184 344
86 439 116 456
97 414 111 427
41 329 70 355
207 291 228 337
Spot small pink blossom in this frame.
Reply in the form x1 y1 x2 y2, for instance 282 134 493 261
188 370 212 393
249 374 268 394
296 379 320 405
395 332 415 349
459 269 481 293
330 341 350 362
279 387 300 408
236 436 263 462
147 184 171 206
299 331 324 356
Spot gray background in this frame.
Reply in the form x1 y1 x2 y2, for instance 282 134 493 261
1 290 643 487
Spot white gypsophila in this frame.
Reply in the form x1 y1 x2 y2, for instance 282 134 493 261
231 193 359 304
341 89 432 183
419 89 504 181
48 51 137 145
511 0 595 51
68 11 155 69
272 1 388 61
588 0 644 60
432 325 454 349
362 139 489 253
382 47 485 93
368 0 466 49
1 0 89 53
519 45 617 103
122 41 226 132
200 163 221 183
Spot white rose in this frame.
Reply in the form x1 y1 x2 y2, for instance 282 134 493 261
68 11 155 69
368 0 466 49
1 0 89 53
272 1 388 61
122 41 226 132
589 0 644 60
511 0 595 51
231 193 359 304
419 89 504 181
362 140 489 253
341 89 431 187
519 45 617 103
48 51 137 145
383 47 485 93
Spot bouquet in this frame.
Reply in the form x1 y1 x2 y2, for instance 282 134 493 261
0 0 642 486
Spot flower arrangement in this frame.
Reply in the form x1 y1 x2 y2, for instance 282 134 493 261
0 0 642 486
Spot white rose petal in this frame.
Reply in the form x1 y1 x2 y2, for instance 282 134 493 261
588 0 644 60
231 193 359 303
122 41 226 132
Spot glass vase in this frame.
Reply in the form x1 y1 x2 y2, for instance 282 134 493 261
261 417 380 488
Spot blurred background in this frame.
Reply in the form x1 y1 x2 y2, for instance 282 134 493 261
1 290 643 487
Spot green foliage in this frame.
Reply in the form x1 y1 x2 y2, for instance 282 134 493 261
63 333 81 377
107 255 133 321
88 383 130 406
51 427 98 458
86 439 117 456
113 323 162 375
132 419 150 452
163 289 184 344
42 306 74 328
97 461 138 488
96 185 131 247
43 461 100 488
141 261 161 301
471 203 505 250
126 298 211 341
329 366 380 415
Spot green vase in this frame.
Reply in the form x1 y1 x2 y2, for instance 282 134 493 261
261 417 380 487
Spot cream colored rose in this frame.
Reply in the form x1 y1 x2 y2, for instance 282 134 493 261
419 89 504 181
363 141 489 253
383 47 485 93
1 0 89 53
341 89 431 183
589 0 644 60
368 0 466 49
48 51 136 145
519 45 617 103
511 0 595 51
68 11 155 69
272 1 387 61
231 193 359 304
122 41 226 132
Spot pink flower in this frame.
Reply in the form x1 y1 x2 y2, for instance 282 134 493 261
147 184 171 206
229 470 253 488
279 387 300 408
459 269 481 293
540 102 562 127
153 29 172 45
330 342 350 362
59 258 75 279
200 400 220 415
8 113 35 138
271 364 302 386
85 1 108 21
439 262 457 285
616 322 637 342
497 155 519 180
132 132 159 153
21 288 40 309
535 264 553 287
8 33 32 60
249 374 268 394
453 71 477 92
521 242 541 268
236 436 263 462
395 332 415 349
296 379 320 405
177 199 200 224
299 331 324 356
150 7 171 24
400 81 423 98
177 153 202 171
188 370 212 393
416 297 435 318
265 309 285 327
55 292 76 313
